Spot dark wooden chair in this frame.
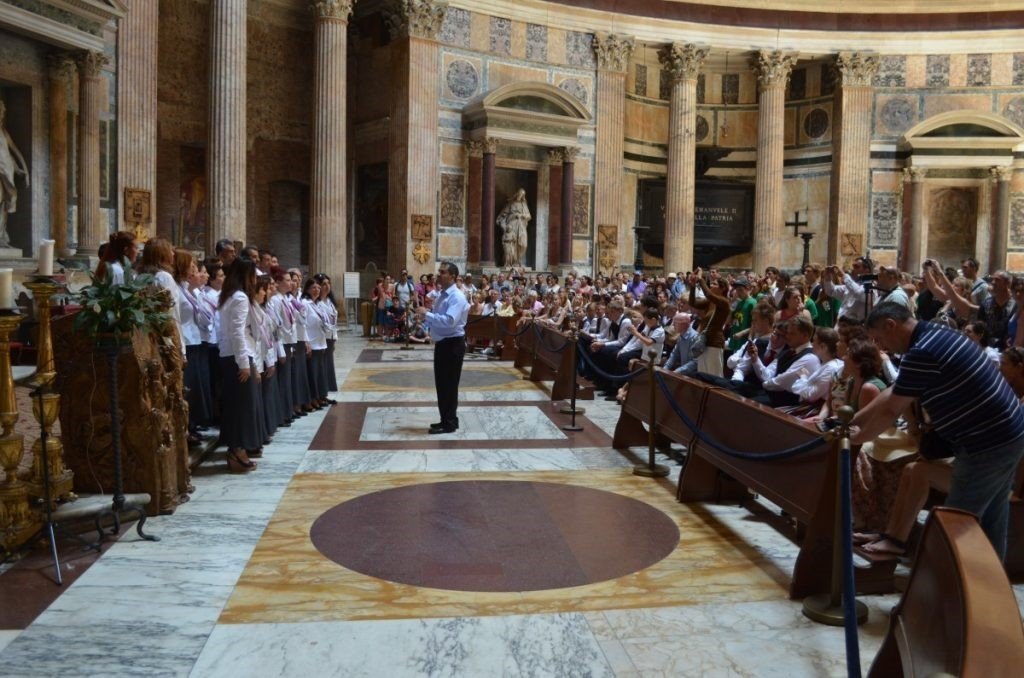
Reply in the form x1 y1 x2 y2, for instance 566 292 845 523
868 507 1024 677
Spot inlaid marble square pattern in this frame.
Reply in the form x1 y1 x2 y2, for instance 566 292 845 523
634 64 648 97
926 55 950 87
489 16 512 56
438 7 470 47
341 365 539 392
1014 53 1024 86
1011 196 1024 246
566 31 595 68
968 54 992 87
359 406 567 442
525 23 547 62
871 194 900 246
873 56 906 88
722 73 739 105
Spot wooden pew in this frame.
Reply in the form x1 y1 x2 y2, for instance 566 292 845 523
868 507 1024 677
513 321 594 402
1002 460 1024 579
616 367 897 598
464 314 519 361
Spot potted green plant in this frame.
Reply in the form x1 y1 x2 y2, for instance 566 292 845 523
73 263 173 347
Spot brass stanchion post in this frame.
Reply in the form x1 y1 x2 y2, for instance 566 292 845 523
633 354 669 478
0 309 35 554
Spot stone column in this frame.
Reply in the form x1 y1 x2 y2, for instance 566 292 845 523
480 137 498 266
310 0 353 298
48 55 75 257
207 0 247 251
592 33 634 272
903 167 927 273
659 43 707 274
466 140 484 267
990 166 1012 271
76 51 108 256
117 0 159 240
750 50 795 272
560 146 578 268
547 148 563 268
385 0 446 277
828 53 879 265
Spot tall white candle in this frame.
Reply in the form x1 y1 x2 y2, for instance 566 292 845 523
38 239 55 276
0 269 13 308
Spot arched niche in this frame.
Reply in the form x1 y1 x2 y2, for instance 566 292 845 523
462 82 591 148
900 111 1024 169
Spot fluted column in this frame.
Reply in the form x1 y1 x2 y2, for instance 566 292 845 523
480 137 498 266
559 147 578 267
547 148 563 268
466 140 483 267
659 43 707 274
76 51 108 256
310 0 353 299
207 0 247 250
117 0 159 240
48 55 75 256
828 53 879 265
990 166 1013 271
593 34 634 272
386 0 446 277
750 50 795 272
904 167 927 273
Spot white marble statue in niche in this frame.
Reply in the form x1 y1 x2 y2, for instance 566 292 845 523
498 188 530 268
0 99 30 248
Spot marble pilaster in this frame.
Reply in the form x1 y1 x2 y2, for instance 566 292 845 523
117 0 159 240
481 137 498 266
659 43 707 274
207 0 247 250
828 53 879 265
48 55 75 256
310 0 353 304
559 147 578 268
903 167 927 274
385 0 446 276
547 148 563 268
751 50 795 272
76 51 108 256
990 166 1012 272
592 34 634 272
466 140 483 267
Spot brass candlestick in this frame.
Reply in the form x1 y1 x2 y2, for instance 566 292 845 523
0 309 36 553
23 278 73 506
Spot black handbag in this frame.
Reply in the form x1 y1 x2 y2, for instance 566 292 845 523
914 402 955 460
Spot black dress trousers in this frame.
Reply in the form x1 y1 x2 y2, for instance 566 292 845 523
433 336 466 429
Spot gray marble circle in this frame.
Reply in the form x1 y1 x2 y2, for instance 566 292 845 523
559 78 589 105
804 108 829 138
695 115 709 142
368 368 517 389
1004 97 1024 128
446 60 479 99
880 97 915 133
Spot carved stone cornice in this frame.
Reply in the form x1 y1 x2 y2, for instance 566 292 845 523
465 140 485 158
903 166 927 182
48 53 77 82
311 0 354 21
593 33 635 73
657 43 708 84
750 50 796 89
76 50 108 78
560 146 580 164
482 137 500 155
990 166 1014 182
383 0 447 41
834 52 879 88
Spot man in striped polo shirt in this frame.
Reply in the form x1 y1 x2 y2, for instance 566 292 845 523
851 301 1024 560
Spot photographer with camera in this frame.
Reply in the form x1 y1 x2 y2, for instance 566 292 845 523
822 256 878 326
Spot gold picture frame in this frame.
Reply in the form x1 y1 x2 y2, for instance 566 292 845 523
411 214 433 241
124 188 152 224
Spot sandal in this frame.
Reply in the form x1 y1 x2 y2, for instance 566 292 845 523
858 535 906 559
852 530 884 545
227 450 257 473
248 448 264 459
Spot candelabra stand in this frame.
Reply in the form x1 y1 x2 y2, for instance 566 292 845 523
0 309 36 555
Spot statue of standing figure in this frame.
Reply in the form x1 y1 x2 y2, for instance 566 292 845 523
498 188 531 268
0 99 30 249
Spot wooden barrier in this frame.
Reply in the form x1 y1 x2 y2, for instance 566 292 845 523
867 507 1024 677
513 321 594 403
465 314 519 362
615 367 897 598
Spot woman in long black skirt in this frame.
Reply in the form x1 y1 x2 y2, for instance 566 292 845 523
201 261 224 424
217 258 261 472
290 270 315 414
174 251 213 443
251 276 280 447
269 268 296 426
315 274 339 396
303 277 328 407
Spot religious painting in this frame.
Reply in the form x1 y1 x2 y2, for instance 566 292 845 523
572 185 590 235
840 233 863 258
597 224 618 275
355 163 388 270
124 188 151 224
178 145 207 250
927 187 978 265
439 174 464 228
412 214 433 241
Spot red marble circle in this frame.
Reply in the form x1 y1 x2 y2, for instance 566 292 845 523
309 480 680 592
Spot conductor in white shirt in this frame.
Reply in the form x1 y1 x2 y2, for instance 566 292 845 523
416 262 470 434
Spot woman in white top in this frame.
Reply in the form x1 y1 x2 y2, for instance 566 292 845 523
95 231 138 284
200 261 223 421
289 270 315 413
217 258 261 472
315 273 339 398
302 277 329 409
268 268 297 424
174 249 213 440
790 327 844 413
251 276 281 447
139 238 186 360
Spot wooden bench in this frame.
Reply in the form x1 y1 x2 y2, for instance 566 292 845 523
868 507 1024 677
465 314 519 361
615 367 897 598
514 321 594 403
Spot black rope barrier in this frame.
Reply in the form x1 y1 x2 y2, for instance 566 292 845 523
654 372 827 461
533 322 571 353
577 344 647 384
465 313 494 326
498 319 534 338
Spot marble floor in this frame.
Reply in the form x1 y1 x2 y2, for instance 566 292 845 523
1 333 1021 677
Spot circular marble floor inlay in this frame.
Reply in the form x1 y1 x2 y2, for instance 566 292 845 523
367 368 517 389
310 480 680 592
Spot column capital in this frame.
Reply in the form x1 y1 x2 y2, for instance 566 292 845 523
657 43 708 84
834 52 879 88
560 146 580 164
990 166 1014 182
48 53 77 82
903 166 928 182
482 137 500 155
383 0 447 41
77 50 109 78
547 148 564 166
465 140 485 158
750 50 796 89
311 0 354 21
593 33 635 73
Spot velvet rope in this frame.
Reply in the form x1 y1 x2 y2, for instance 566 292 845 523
532 322 571 353
577 343 648 384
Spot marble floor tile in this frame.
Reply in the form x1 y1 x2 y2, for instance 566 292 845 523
336 390 549 402
0 630 19 654
359 406 567 442
190 614 612 678
298 448 589 474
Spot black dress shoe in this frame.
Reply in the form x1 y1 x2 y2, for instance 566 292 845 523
430 418 459 430
428 426 457 434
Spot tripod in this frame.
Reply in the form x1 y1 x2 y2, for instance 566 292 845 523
29 382 65 584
